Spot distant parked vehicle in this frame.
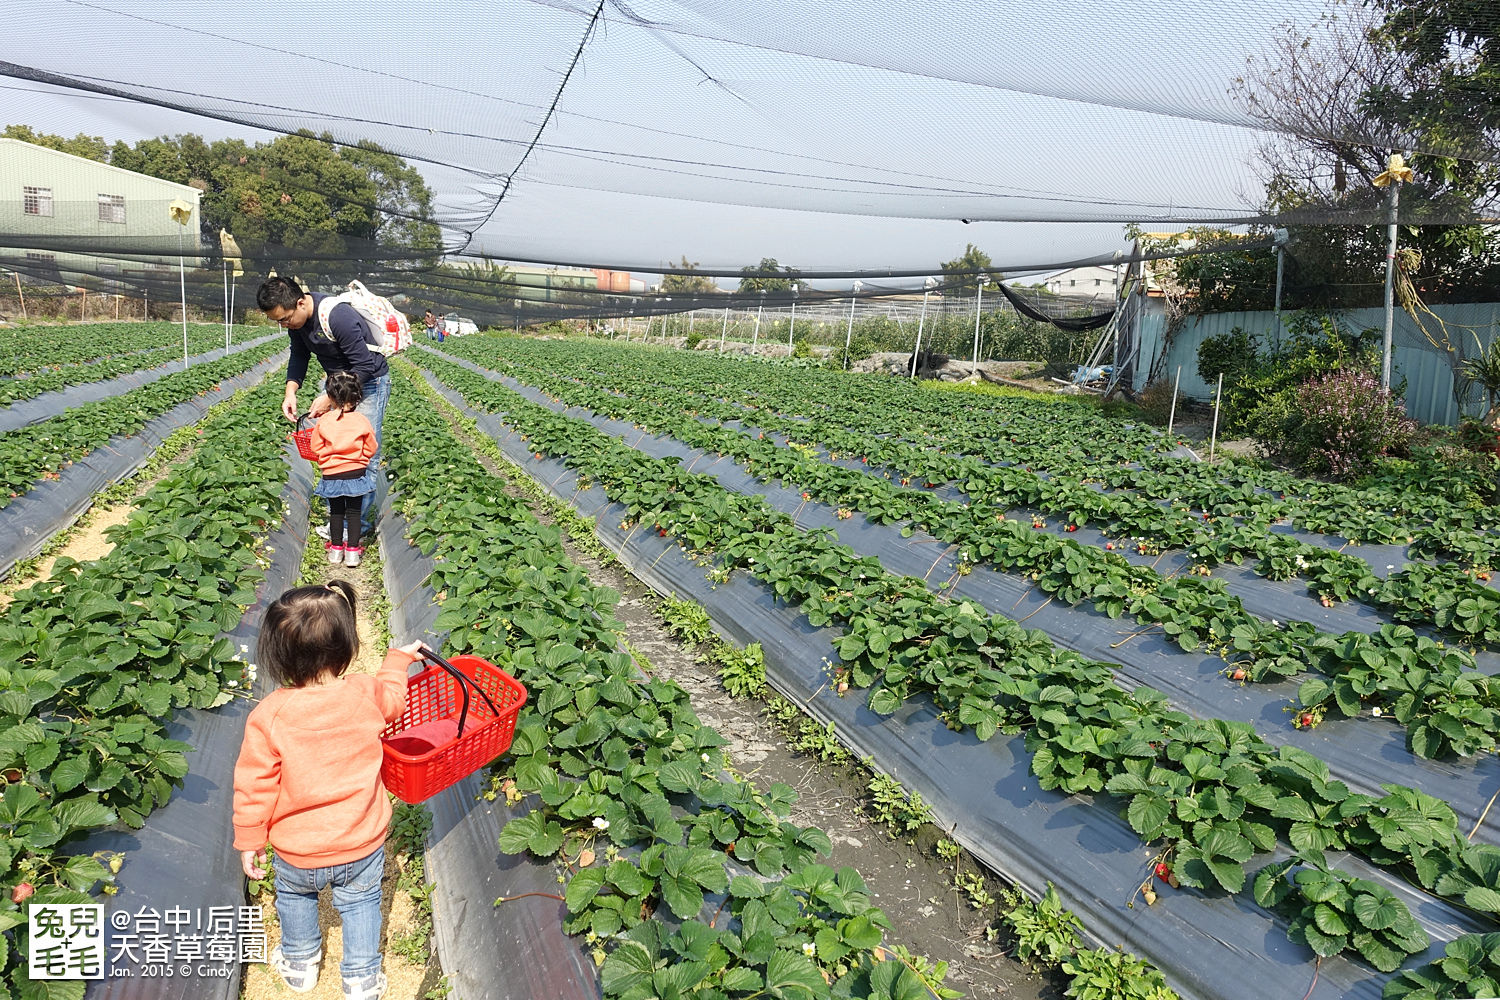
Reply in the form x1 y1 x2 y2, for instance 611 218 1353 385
443 312 478 337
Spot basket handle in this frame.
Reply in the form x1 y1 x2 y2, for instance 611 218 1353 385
295 411 315 432
417 643 501 736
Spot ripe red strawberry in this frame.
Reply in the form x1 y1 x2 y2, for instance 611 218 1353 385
1299 713 1316 728
11 882 33 904
1104 543 1114 551
1154 863 1171 881
1230 668 1247 681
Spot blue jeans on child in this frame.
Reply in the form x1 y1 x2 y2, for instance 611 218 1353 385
272 845 385 982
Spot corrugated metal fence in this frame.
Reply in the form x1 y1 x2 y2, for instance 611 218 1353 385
1130 301 1500 426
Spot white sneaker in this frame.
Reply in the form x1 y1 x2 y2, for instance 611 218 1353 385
269 946 321 993
343 546 364 569
326 543 345 565
343 971 387 1000
315 523 331 541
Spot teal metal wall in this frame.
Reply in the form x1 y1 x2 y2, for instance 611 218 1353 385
1132 301 1500 426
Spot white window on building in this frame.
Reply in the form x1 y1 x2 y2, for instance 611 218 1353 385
23 186 53 217
98 194 126 224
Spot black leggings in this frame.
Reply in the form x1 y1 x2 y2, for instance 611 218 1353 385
328 495 365 548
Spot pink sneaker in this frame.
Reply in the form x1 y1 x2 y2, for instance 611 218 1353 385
343 546 364 569
326 543 345 566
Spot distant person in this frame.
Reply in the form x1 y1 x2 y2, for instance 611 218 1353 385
257 276 389 538
423 309 438 342
308 371 377 568
437 313 446 343
233 580 424 1000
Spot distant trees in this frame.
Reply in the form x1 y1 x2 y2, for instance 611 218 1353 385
939 244 1004 296
660 256 718 294
738 257 802 293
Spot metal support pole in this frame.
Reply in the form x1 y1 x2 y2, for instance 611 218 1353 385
1381 180 1400 391
752 302 763 352
1210 372 1224 462
223 261 230 350
843 292 857 369
1167 365 1182 435
13 272 25 322
1273 245 1285 353
719 307 729 351
80 286 86 321
178 229 189 369
910 289 930 377
788 299 797 355
970 281 985 377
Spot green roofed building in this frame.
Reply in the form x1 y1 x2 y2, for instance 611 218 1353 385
0 136 201 293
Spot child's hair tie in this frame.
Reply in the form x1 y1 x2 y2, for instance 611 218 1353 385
326 583 350 603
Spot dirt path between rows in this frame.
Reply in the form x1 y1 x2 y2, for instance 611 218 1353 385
239 512 441 1000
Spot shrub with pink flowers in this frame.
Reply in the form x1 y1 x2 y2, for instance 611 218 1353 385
1272 369 1417 478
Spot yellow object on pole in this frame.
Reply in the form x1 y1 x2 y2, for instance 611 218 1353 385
218 229 243 276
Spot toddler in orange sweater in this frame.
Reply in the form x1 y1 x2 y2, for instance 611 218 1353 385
233 581 423 1000
309 370 378 567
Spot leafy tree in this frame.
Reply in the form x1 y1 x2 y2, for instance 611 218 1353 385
660 256 718 294
1225 2 1500 309
939 244 1004 296
1365 0 1500 196
3 124 108 162
739 257 795 293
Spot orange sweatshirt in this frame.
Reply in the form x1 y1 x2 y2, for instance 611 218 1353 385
310 409 377 476
232 647 417 868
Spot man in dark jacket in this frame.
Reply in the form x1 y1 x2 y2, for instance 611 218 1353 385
258 276 391 536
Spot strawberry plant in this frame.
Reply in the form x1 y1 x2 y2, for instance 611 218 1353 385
0 378 291 992
1384 932 1500 1000
1001 882 1083 968
1253 851 1428 972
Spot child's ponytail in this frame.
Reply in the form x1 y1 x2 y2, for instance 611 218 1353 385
324 370 364 413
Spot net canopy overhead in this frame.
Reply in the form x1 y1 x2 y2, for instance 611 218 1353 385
2 0 1498 278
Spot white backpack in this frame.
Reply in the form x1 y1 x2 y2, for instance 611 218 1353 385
316 280 412 357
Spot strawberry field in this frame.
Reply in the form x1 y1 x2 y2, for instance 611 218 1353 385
3 328 1500 1000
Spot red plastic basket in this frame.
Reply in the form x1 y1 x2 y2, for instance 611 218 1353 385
380 647 527 804
291 412 317 461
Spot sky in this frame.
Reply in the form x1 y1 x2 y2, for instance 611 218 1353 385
0 0 1347 286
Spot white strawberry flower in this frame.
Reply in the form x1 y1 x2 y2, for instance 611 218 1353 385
803 942 816 957
592 817 609 831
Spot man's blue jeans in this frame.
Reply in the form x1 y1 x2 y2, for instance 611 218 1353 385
272 845 384 981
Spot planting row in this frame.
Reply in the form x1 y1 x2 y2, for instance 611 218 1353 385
0 338 282 511
502 338 1500 566
414 351 1496 985
0 321 258 375
0 324 265 407
432 342 1499 762
0 379 291 995
381 365 993 1000
466 342 1500 652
